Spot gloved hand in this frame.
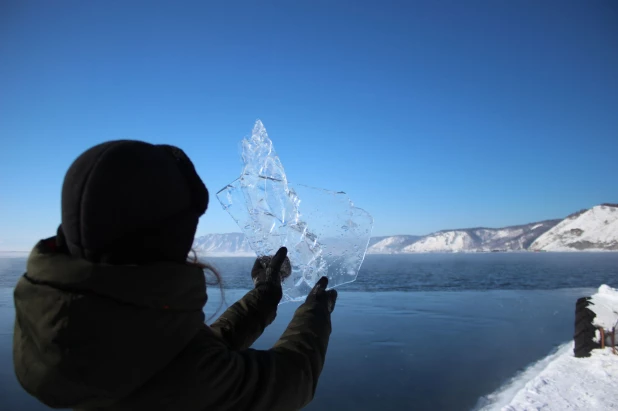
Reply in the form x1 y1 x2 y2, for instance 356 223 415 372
251 247 292 297
305 276 338 314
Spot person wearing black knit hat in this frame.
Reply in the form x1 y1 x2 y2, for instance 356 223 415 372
13 140 337 411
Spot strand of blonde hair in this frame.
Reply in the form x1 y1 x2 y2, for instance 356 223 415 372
187 249 225 322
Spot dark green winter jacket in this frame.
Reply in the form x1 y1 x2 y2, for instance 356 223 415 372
13 239 332 410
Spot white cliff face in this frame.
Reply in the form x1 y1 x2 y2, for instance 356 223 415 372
403 231 475 252
367 235 421 254
530 205 618 251
473 221 557 251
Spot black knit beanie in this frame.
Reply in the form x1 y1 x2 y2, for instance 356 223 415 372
57 140 209 265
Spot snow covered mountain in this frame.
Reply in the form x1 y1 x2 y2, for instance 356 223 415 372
530 204 618 251
399 220 559 253
368 236 391 248
367 235 422 254
192 233 254 256
195 221 557 256
192 204 617 255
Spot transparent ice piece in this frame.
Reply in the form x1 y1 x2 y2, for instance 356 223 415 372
216 120 373 302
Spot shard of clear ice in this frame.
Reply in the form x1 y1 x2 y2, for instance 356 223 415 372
216 120 374 302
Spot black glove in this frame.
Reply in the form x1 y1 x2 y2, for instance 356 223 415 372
251 247 292 296
305 276 338 314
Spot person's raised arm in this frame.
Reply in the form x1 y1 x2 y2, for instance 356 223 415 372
196 277 338 411
209 247 291 350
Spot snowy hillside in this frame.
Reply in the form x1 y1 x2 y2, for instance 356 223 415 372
367 236 392 248
530 204 618 251
400 221 558 253
367 235 421 254
404 230 476 253
192 233 254 257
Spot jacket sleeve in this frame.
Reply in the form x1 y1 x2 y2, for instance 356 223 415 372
196 300 332 411
209 287 280 351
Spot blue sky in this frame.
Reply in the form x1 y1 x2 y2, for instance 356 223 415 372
1 0 617 250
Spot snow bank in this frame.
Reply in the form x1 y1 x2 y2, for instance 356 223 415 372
503 345 617 410
478 344 618 411
478 284 618 411
475 343 573 411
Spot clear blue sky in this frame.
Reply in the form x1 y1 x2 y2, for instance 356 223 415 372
1 0 617 250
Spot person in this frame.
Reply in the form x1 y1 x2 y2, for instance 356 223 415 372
13 140 338 411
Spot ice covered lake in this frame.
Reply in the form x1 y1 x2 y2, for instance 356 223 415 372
1 253 617 411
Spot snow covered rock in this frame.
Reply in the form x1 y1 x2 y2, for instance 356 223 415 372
574 284 618 358
589 284 618 331
530 204 618 251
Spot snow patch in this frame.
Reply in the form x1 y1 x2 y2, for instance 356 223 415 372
478 344 618 411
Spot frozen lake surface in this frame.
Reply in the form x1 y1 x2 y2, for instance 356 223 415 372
1 253 617 410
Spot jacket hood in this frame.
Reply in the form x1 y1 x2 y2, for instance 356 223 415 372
13 238 207 409
59 140 209 265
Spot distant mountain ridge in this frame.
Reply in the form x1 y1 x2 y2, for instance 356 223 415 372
193 204 618 255
367 235 422 254
387 220 559 253
193 233 254 256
